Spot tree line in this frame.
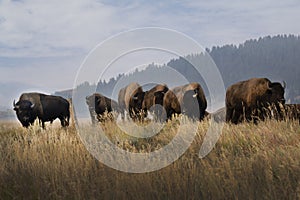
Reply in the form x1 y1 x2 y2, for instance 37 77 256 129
56 34 300 104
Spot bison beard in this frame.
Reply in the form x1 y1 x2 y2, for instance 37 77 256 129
13 100 36 128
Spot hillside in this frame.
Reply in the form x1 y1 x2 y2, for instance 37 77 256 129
55 35 300 107
1 118 300 199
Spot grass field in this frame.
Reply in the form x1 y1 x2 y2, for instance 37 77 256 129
0 117 300 199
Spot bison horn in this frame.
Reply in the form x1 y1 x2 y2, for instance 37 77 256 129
30 103 35 109
192 90 198 98
267 82 272 91
132 96 138 100
13 100 19 110
282 81 286 89
13 100 19 109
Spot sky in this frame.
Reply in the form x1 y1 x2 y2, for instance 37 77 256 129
1 0 300 109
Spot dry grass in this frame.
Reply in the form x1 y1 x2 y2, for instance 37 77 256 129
0 118 300 199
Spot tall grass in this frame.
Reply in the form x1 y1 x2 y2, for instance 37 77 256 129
0 118 300 199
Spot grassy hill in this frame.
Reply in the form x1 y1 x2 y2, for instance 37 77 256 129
0 118 299 199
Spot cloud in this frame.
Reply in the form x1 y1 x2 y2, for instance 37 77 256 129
0 0 300 109
0 0 121 57
1 0 300 57
0 55 81 89
179 0 300 46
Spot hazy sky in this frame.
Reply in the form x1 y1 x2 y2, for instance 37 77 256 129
1 0 300 108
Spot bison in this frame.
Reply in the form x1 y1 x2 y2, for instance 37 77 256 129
225 78 286 124
118 82 145 121
86 93 120 123
13 92 70 128
141 84 169 120
163 82 207 120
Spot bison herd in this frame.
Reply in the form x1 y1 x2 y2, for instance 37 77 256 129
13 77 300 129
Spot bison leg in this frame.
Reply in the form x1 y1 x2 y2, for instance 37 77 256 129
22 123 30 128
199 109 206 121
64 116 70 126
41 121 46 129
66 114 70 126
225 107 234 123
38 119 43 127
96 114 105 123
59 117 69 127
231 109 241 124
60 119 65 127
129 109 136 121
166 108 175 121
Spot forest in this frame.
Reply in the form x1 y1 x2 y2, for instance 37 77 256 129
55 34 300 108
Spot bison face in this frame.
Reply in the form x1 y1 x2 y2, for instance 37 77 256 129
13 100 35 127
86 95 98 124
182 89 201 119
86 95 96 109
132 92 145 110
154 91 165 106
268 82 286 105
130 92 145 119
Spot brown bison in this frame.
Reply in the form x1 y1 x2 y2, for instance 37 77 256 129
225 78 286 124
13 92 70 129
141 84 169 120
163 82 207 120
118 82 145 120
86 93 120 123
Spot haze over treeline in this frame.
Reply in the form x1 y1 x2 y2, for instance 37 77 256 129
56 34 300 114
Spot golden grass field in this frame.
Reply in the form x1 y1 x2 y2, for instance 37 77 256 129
0 117 300 199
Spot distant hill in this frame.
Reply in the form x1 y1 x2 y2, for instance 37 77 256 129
209 35 300 96
54 89 73 99
55 34 300 110
0 109 15 120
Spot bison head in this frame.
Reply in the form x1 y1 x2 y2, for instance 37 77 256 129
267 81 286 105
13 100 35 127
86 95 98 124
182 89 201 119
154 91 166 106
86 95 96 109
132 91 145 110
86 94 104 111
129 91 145 119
